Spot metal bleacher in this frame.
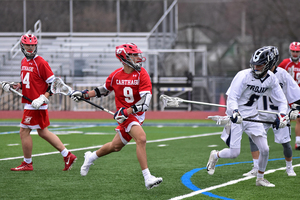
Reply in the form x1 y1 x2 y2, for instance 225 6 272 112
0 35 149 81
0 1 212 112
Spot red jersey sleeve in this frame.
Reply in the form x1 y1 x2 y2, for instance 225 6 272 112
278 59 290 70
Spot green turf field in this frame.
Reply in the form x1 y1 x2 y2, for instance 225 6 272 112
0 119 299 200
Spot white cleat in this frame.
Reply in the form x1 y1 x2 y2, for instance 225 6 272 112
145 175 163 190
256 178 275 187
80 151 94 177
206 150 218 175
286 166 296 176
243 168 258 177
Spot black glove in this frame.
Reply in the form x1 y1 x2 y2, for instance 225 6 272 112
230 109 243 124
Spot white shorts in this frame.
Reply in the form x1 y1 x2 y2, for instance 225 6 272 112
263 123 291 144
229 119 266 149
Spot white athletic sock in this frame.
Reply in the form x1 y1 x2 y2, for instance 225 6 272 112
61 148 69 157
89 151 99 162
286 160 292 168
214 152 219 159
24 158 32 164
257 172 264 179
296 136 300 143
253 159 259 169
142 168 151 180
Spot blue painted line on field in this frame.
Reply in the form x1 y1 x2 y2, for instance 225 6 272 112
181 157 300 199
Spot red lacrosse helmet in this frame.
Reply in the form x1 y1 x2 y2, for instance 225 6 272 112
20 34 38 59
289 42 300 62
115 43 145 71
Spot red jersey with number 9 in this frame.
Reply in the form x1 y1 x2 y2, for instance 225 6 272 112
20 56 54 104
105 67 152 115
278 58 300 87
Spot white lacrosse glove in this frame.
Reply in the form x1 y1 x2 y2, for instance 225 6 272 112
230 109 243 124
1 82 11 92
114 107 128 123
31 95 49 109
70 90 90 102
288 109 299 120
273 113 287 129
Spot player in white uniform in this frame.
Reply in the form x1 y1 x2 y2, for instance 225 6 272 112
243 46 300 177
206 46 288 187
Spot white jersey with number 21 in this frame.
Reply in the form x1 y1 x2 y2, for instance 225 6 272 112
226 68 287 118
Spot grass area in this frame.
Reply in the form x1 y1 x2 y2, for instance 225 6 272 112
0 120 299 200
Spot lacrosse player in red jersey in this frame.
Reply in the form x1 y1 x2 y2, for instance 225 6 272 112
70 43 163 190
278 42 300 150
1 34 77 171
206 46 288 187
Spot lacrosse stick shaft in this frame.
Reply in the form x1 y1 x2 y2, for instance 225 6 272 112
51 77 115 115
1 81 32 102
244 118 290 127
9 87 32 102
180 99 278 115
162 95 278 115
81 98 114 115
243 118 276 125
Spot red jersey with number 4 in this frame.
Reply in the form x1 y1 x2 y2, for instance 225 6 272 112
105 67 152 115
20 55 54 104
278 58 300 87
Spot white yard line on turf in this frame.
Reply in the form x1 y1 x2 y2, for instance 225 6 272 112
169 164 300 200
0 132 222 161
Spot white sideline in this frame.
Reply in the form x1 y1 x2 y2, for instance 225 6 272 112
0 132 222 161
170 164 300 200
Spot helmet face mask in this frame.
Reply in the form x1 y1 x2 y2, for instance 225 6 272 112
20 34 38 60
250 46 279 79
289 42 300 62
115 43 145 71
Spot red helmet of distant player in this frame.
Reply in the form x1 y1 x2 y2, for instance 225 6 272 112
289 42 300 62
20 34 38 60
115 43 146 71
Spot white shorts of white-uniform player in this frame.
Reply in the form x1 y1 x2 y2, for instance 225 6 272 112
207 119 275 187
263 123 291 144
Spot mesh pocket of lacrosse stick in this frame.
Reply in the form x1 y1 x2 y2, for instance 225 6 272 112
159 94 183 108
207 115 230 125
51 77 73 96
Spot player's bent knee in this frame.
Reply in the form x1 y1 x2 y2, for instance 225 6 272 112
230 148 240 158
259 147 269 156
113 144 125 152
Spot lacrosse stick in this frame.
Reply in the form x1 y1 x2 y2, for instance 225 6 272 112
207 115 280 126
160 94 279 115
50 77 114 115
0 81 32 102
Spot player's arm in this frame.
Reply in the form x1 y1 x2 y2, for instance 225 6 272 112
130 92 152 114
70 85 110 102
114 92 152 123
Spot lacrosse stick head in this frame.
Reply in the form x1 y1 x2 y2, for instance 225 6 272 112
207 115 230 126
159 94 184 108
51 77 73 96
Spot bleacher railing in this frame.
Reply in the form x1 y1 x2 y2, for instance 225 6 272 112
147 0 178 49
